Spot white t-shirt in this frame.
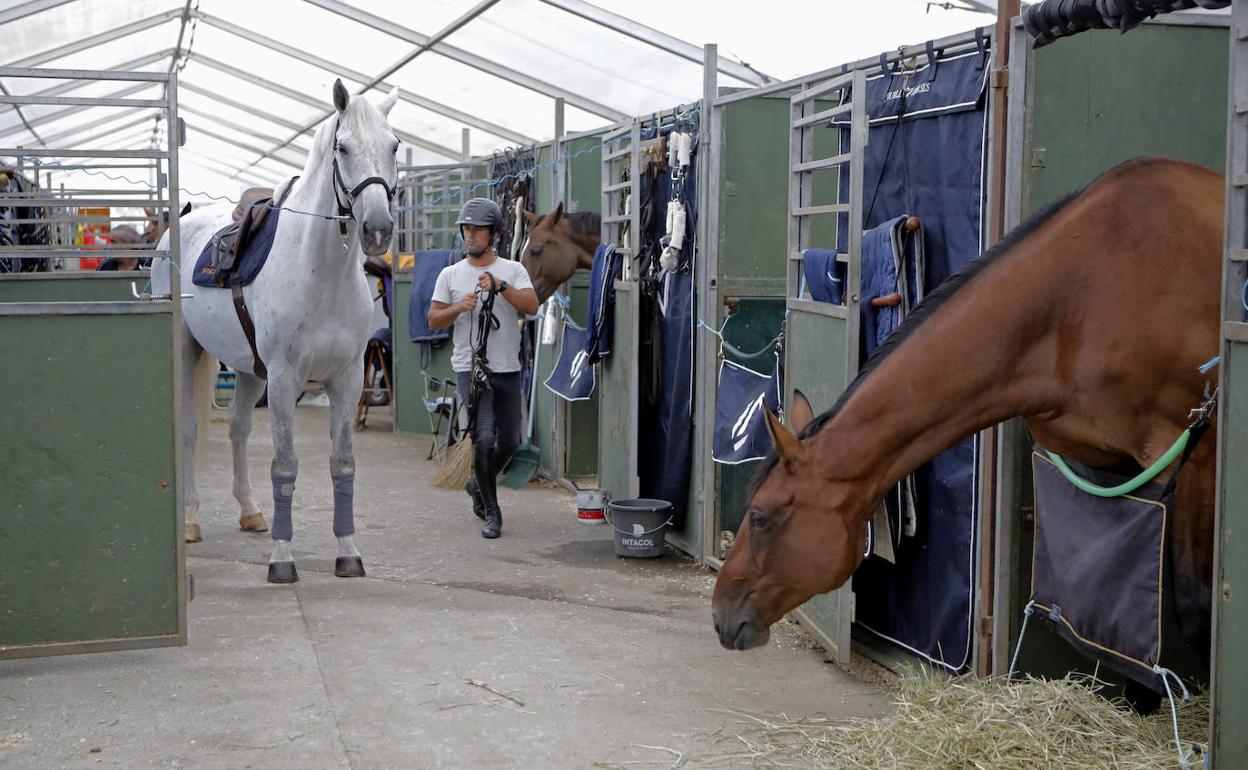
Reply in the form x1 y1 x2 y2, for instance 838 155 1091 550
431 255 533 373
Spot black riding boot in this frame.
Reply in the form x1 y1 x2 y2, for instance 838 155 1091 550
473 444 502 539
464 477 487 521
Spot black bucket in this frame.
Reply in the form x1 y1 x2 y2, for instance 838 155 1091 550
605 498 673 558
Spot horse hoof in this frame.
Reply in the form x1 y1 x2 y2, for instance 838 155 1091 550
335 556 366 578
185 523 202 543
267 561 298 584
239 512 269 533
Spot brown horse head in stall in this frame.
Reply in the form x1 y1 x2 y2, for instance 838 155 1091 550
519 202 601 302
713 157 1222 657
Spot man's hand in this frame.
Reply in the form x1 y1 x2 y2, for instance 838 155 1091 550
476 272 499 293
457 292 478 315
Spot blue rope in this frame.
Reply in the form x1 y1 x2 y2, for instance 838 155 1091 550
17 142 605 223
698 314 782 360
1154 665 1195 770
1199 356 1221 375
1007 600 1036 679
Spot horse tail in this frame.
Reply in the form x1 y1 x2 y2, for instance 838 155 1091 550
192 349 217 460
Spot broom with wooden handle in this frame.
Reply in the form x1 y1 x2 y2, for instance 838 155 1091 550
432 282 499 489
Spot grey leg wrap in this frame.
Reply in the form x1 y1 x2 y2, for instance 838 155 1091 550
332 472 355 537
271 473 297 542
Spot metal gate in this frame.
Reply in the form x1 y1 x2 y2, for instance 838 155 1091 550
597 121 641 500
0 66 185 658
781 68 868 664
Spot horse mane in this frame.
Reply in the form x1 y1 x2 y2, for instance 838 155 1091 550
545 210 601 237
747 185 1086 497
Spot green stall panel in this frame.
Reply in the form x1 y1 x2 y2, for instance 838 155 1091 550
566 136 603 215
784 308 852 660
1026 24 1227 213
563 136 605 482
1 305 184 658
0 272 150 302
391 273 456 437
1212 340 1248 761
598 282 638 500
717 97 791 298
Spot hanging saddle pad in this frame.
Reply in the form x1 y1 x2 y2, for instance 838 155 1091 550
544 324 596 402
712 359 782 465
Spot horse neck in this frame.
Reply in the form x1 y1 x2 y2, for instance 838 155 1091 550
809 238 1057 515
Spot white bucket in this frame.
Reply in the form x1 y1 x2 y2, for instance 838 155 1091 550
575 489 606 525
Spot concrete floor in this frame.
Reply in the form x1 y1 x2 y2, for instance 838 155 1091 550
1 403 888 769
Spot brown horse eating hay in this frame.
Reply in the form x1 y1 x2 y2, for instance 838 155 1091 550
712 158 1221 665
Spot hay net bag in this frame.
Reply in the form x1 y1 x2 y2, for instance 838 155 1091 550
1029 451 1175 692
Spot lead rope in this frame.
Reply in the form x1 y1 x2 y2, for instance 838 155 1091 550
1154 665 1196 769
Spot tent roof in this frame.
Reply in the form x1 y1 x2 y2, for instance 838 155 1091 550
0 0 992 199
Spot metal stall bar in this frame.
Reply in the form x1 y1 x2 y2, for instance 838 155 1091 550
993 16 1035 677
693 45 719 563
598 119 641 499
782 67 867 666
1211 4 1248 765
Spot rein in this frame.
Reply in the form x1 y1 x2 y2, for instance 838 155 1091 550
466 280 501 435
1047 386 1219 498
330 117 396 236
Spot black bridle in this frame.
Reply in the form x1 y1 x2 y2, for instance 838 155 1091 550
331 118 396 236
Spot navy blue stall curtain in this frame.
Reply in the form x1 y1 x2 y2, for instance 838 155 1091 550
635 118 698 530
712 359 783 465
834 39 989 672
544 323 597 402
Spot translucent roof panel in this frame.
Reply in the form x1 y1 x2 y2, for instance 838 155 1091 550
445 0 751 113
206 0 418 78
0 0 173 66
2 0 1000 199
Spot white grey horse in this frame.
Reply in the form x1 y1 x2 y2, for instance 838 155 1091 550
153 80 399 583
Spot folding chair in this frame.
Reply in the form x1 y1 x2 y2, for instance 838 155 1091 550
423 374 458 460
354 337 393 431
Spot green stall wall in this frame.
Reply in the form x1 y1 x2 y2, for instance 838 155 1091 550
1 308 182 656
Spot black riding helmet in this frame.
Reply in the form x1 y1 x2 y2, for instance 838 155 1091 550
457 197 503 235
456 197 504 258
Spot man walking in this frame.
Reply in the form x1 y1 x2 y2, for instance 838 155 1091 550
428 198 538 538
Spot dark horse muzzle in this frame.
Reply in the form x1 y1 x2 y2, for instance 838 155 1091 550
712 592 772 650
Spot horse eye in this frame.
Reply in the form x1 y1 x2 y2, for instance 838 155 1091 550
530 246 543 257
749 511 769 531
336 143 348 155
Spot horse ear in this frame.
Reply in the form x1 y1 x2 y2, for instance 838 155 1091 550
522 209 538 225
549 201 564 226
765 409 806 468
333 79 350 113
379 86 399 117
789 389 815 433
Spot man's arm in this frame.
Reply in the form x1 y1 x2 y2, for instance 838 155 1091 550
501 285 539 316
428 295 475 330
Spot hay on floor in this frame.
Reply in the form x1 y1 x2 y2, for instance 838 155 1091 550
712 673 1207 769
